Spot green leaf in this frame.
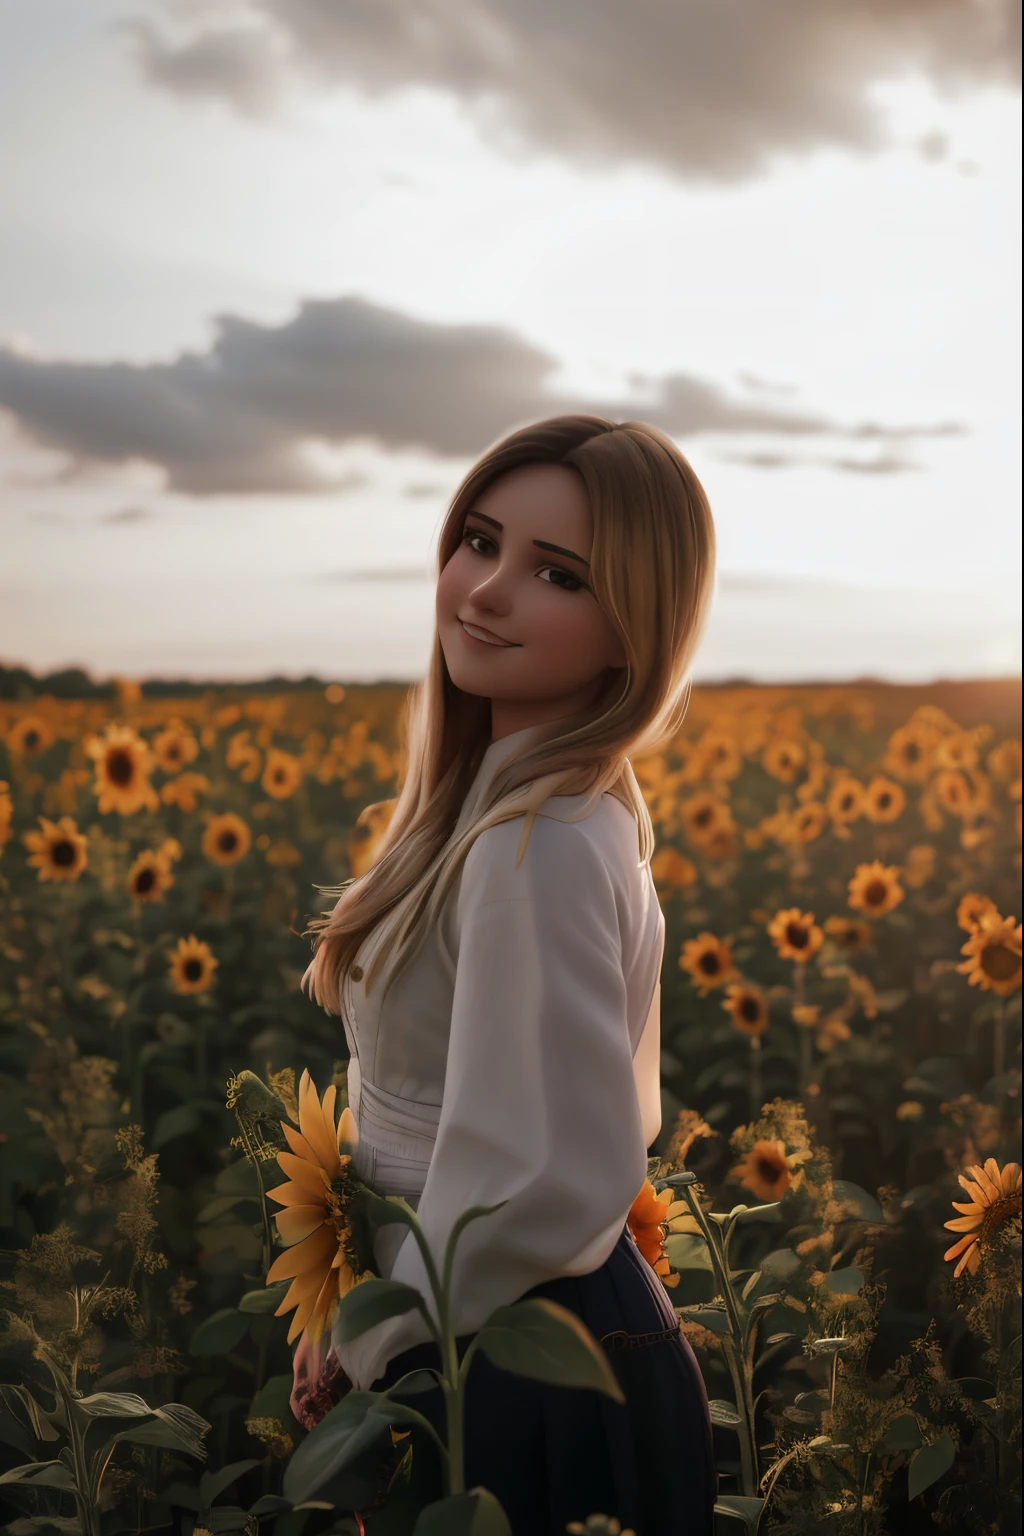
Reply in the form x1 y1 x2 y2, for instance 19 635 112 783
714 1495 765 1531
152 1103 202 1149
665 1232 713 1273
759 1248 803 1282
189 1308 251 1356
99 1403 210 1461
199 1459 261 1507
0 1385 60 1456
824 1267 864 1296
442 1202 509 1272
880 1413 923 1452
830 1181 884 1224
238 1281 290 1314
708 1399 743 1427
679 1305 731 1334
247 1374 295 1426
281 1392 393 1502
473 1298 624 1402
908 1432 956 1500
0 1461 76 1492
333 1277 427 1343
412 1488 513 1535
198 1194 259 1223
216 1159 261 1196
732 1202 784 1225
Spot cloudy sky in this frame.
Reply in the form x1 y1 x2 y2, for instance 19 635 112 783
1 0 1020 685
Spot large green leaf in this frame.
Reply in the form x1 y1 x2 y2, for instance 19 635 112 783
198 1459 260 1507
333 1277 427 1342
0 1385 60 1456
665 1233 713 1273
98 1402 210 1460
880 1413 923 1452
472 1299 624 1402
189 1308 251 1356
824 1266 864 1296
238 1280 290 1314
0 1461 76 1492
908 1432 956 1500
679 1304 731 1334
413 1488 513 1535
830 1181 884 1224
281 1392 392 1502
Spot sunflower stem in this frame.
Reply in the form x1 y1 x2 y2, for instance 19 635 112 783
992 998 1006 1080
749 1034 763 1122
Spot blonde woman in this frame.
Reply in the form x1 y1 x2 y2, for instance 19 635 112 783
300 415 717 1534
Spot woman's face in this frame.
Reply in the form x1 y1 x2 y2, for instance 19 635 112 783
436 462 627 741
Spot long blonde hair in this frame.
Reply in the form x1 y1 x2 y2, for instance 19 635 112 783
301 414 716 1017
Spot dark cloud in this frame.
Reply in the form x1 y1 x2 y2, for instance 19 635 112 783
0 293 962 496
126 0 1020 179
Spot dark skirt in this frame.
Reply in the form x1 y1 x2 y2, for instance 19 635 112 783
358 1221 716 1535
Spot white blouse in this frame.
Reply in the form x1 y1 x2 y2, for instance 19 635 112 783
330 722 666 1391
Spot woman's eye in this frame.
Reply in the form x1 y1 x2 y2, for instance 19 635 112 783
460 530 584 592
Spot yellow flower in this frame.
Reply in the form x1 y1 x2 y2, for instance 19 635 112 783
955 892 1000 933
847 860 904 918
943 1159 1022 1278
650 847 699 893
823 916 873 954
986 739 1022 783
85 724 159 815
678 933 737 995
127 848 175 903
882 722 938 783
167 935 218 995
160 772 211 812
5 715 56 757
790 802 829 843
934 731 980 773
791 1004 820 1028
957 915 1021 997
827 777 865 826
151 719 200 774
22 815 89 883
762 738 806 783
262 748 302 800
266 1071 371 1344
627 1179 677 1286
863 776 906 824
348 798 399 879
265 839 302 867
723 984 769 1038
201 813 252 866
815 1012 851 1052
932 769 973 818
0 780 13 849
767 908 824 963
679 792 734 850
896 1100 925 1122
902 843 937 890
730 1139 812 1202
226 730 263 783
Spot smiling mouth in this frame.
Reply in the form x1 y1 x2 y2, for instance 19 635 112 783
459 619 519 647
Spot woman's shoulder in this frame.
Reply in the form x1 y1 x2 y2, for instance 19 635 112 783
461 792 638 904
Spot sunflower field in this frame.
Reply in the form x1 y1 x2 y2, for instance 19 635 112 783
0 676 1020 1536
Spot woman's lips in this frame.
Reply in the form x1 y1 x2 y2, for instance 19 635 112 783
459 619 518 647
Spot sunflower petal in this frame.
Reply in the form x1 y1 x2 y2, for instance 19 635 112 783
999 1162 1022 1192
964 1163 1001 1202
298 1072 341 1177
338 1105 359 1149
267 1178 321 1209
276 1205 328 1246
943 1233 976 1260
281 1123 317 1161
320 1084 338 1152
943 1216 983 1232
266 1223 339 1284
276 1152 332 1198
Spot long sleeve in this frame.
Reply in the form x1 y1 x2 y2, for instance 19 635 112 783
332 813 649 1391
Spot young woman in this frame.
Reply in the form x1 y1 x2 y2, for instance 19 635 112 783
299 414 718 1533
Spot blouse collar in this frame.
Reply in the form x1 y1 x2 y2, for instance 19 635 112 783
454 721 553 836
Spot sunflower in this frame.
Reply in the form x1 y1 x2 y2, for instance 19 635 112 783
265 839 302 867
693 729 743 782
22 816 88 883
266 1071 375 1344
679 792 734 849
826 777 865 826
815 1012 852 1052
882 722 938 783
127 848 175 903
201 813 252 866
863 776 906 824
626 1179 679 1287
650 847 699 893
730 1139 812 1202
262 748 302 800
226 730 263 783
987 739 1022 783
151 719 200 774
5 715 56 757
847 861 904 918
167 935 218 995
957 915 1022 997
722 983 769 1038
956 892 1000 933
767 908 824 963
932 770 973 818
348 798 399 879
933 731 980 773
762 738 806 783
0 781 12 849
678 932 737 995
85 724 159 815
160 773 211 812
790 802 829 843
823 916 873 954
943 1159 1022 1278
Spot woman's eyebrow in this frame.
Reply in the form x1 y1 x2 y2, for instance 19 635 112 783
464 509 591 569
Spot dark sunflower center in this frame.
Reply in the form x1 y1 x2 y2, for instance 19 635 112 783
740 997 761 1022
25 729 40 750
785 922 809 949
694 807 712 828
218 831 239 853
183 958 204 982
167 745 182 762
980 1194 1022 1239
52 839 76 867
107 749 135 786
840 794 854 812
699 951 721 975
756 1156 785 1184
864 880 888 907
905 742 921 762
135 868 156 893
981 944 1021 982
876 793 892 810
